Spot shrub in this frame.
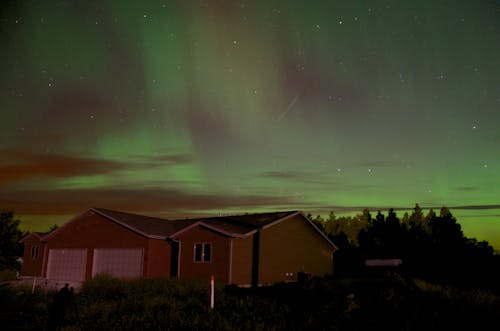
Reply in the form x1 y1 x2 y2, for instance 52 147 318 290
0 268 17 282
69 276 220 331
0 274 498 330
0 284 52 330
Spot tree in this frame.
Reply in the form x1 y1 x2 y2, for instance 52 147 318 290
430 207 465 248
47 224 59 232
358 208 407 258
308 214 325 232
0 211 25 271
307 205 498 287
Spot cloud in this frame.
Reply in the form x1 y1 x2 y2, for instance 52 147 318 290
259 171 307 180
0 187 310 217
138 153 194 165
306 205 409 215
0 150 131 186
0 149 196 187
449 205 500 211
353 161 407 168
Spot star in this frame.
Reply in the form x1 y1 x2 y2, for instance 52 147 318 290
1 0 499 251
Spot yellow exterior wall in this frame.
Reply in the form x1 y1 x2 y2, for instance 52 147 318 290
230 236 253 285
258 214 334 284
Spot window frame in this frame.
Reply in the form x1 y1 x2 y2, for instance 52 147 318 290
193 242 212 263
30 245 39 259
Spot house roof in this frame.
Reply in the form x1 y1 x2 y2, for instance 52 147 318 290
202 211 299 231
19 231 49 243
92 208 197 239
91 208 301 239
38 207 336 249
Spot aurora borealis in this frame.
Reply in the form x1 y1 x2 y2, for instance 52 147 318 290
1 1 499 248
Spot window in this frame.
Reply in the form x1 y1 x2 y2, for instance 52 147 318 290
194 243 212 263
31 245 39 259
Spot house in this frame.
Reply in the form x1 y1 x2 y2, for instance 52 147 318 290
19 232 48 277
20 208 337 286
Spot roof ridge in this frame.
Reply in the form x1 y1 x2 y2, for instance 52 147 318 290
90 208 302 239
198 211 299 233
94 207 298 223
91 208 161 239
93 207 171 222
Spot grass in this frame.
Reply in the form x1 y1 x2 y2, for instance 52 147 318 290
0 269 17 282
0 273 498 330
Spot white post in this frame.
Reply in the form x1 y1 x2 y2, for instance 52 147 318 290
31 276 37 294
210 275 215 310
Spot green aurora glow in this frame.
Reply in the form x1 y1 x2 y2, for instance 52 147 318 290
0 1 499 249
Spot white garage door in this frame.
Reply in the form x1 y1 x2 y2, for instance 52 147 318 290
47 249 88 282
92 248 144 278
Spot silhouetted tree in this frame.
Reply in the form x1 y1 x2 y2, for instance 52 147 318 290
47 224 59 232
430 207 464 247
327 211 371 246
358 208 408 259
375 210 384 223
0 211 25 271
308 213 325 232
408 204 424 227
308 205 498 288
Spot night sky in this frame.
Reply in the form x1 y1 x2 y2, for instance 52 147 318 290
1 1 499 248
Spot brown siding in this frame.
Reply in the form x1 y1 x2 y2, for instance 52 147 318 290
146 239 171 277
258 214 334 284
43 210 170 280
230 236 253 285
174 225 230 284
20 235 45 277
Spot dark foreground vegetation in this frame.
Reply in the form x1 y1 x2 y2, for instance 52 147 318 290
1 274 499 331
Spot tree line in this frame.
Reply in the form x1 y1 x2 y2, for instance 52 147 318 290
308 204 499 290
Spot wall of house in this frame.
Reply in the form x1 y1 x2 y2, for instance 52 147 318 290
146 239 171 277
20 235 45 277
174 225 231 284
230 236 253 286
43 210 167 280
258 214 334 284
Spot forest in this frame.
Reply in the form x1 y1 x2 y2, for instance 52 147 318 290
307 204 499 291
1 205 499 330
